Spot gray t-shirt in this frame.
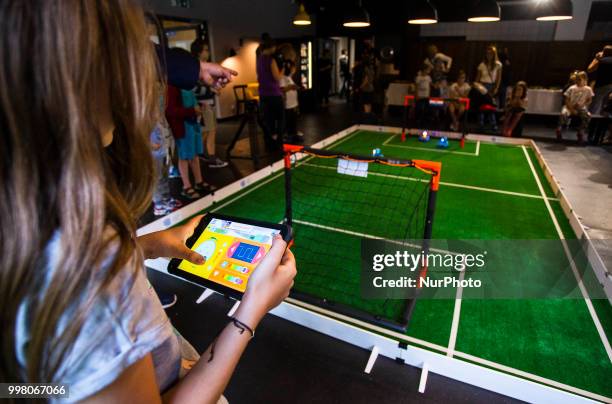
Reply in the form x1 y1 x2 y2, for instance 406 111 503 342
15 231 192 402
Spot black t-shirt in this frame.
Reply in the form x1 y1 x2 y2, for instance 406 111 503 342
595 57 612 88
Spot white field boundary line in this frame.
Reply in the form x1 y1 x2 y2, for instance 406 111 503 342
450 349 611 403
522 145 612 363
447 270 465 358
137 128 362 237
381 134 480 157
140 127 610 402
300 162 559 202
292 219 458 256
529 140 612 304
211 129 366 214
358 124 465 141
283 293 610 403
143 237 611 403
356 124 533 147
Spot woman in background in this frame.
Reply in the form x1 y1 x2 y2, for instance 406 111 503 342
256 36 285 151
475 45 503 130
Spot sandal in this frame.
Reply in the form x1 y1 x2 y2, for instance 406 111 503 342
180 187 200 200
194 182 217 193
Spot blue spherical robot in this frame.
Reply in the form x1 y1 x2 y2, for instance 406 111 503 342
418 131 430 142
437 136 449 148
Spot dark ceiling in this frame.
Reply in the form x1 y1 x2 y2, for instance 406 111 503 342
301 0 612 36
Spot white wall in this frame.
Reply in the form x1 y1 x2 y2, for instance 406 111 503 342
146 0 314 118
554 0 593 41
420 20 557 41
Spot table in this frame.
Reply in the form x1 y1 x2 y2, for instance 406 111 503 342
525 88 563 115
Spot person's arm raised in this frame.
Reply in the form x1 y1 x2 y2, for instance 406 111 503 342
440 53 453 72
587 51 602 74
271 59 284 82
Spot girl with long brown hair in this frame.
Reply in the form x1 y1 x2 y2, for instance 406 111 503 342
501 81 528 137
0 1 296 402
475 45 503 130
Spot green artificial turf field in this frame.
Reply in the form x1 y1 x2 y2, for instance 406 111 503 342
195 129 612 399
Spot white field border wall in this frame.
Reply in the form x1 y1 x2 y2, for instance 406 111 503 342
139 124 611 404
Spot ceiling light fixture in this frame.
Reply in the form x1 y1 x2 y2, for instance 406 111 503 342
293 3 312 26
535 0 573 21
408 0 438 24
468 0 501 22
343 0 371 28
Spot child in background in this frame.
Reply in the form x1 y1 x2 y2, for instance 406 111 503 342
448 70 471 131
166 83 210 200
501 81 528 137
280 60 303 143
563 70 578 93
415 63 432 127
150 122 182 215
556 71 594 144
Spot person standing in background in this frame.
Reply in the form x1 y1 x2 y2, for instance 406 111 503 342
167 81 216 199
318 48 333 107
588 45 612 144
191 39 228 168
359 50 376 115
448 70 471 132
475 45 503 130
423 45 453 97
498 47 512 109
256 35 285 151
280 60 303 143
339 49 351 100
415 63 433 128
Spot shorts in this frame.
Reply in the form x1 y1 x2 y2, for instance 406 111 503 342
201 104 217 132
176 122 203 160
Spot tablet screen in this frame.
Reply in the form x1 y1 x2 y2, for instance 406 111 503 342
178 217 280 292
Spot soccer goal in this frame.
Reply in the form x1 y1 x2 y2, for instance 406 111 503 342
282 144 441 332
401 95 471 147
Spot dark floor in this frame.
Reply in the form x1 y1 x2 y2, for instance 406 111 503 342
149 269 521 404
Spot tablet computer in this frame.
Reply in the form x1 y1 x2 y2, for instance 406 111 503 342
168 214 292 299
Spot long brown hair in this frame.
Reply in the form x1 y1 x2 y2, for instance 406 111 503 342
485 45 499 70
512 81 528 100
0 0 158 383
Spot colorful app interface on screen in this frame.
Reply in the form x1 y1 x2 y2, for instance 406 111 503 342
178 218 280 292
